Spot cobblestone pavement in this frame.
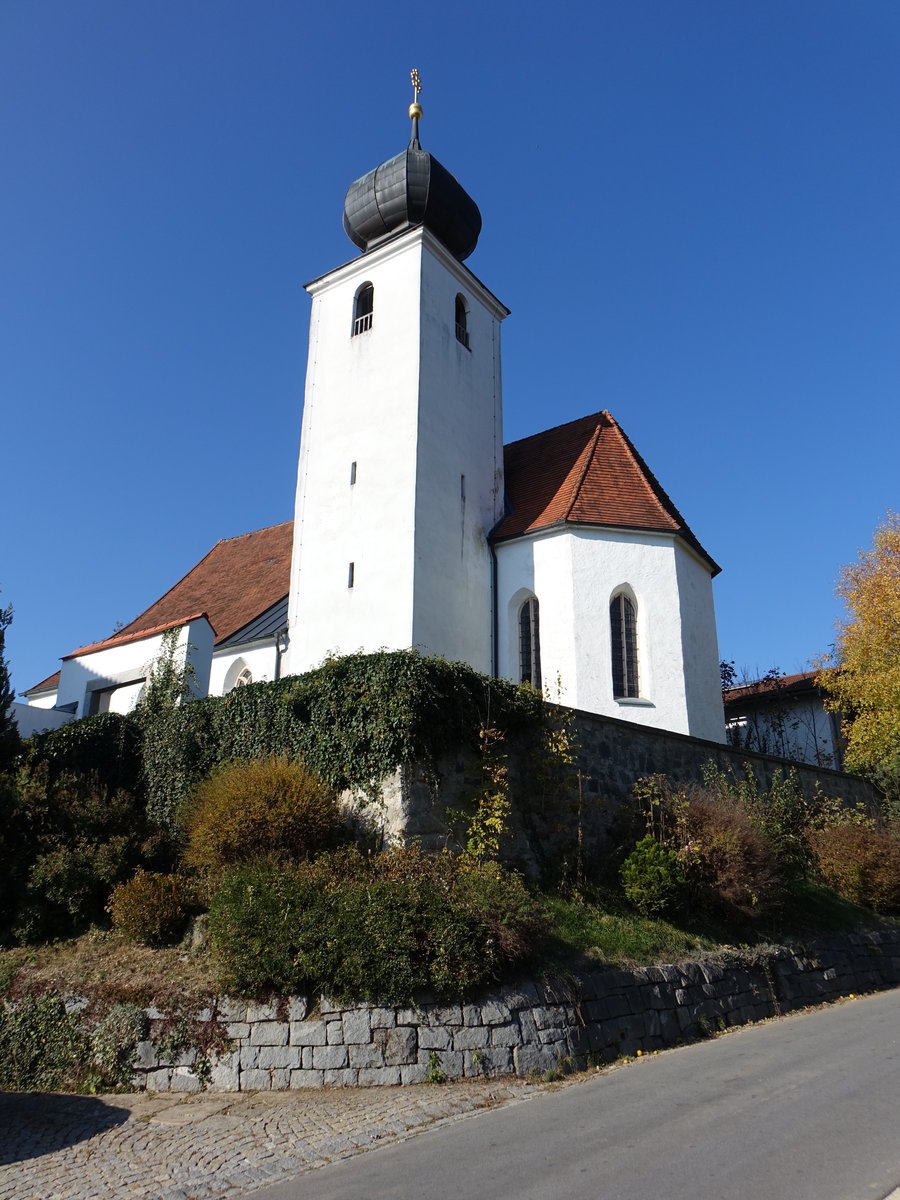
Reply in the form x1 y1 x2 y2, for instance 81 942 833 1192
0 1079 542 1200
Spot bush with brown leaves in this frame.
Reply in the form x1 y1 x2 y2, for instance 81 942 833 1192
809 821 900 913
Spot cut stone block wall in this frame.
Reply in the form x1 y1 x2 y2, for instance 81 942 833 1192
131 928 900 1093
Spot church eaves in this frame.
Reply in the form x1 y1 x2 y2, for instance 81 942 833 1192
491 410 721 575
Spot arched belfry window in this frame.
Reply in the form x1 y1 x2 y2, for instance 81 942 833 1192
455 294 470 349
519 597 541 689
610 592 639 699
352 282 374 336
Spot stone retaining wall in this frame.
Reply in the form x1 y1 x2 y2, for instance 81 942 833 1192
132 928 900 1093
372 707 880 863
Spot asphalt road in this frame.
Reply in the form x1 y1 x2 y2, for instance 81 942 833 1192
255 988 900 1200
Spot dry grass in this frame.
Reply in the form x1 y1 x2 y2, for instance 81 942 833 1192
0 930 219 1014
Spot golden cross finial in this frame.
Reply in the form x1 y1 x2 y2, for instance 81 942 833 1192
409 68 423 122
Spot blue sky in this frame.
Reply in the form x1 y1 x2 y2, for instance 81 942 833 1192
2 1 898 696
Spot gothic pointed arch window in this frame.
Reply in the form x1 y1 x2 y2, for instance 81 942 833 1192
610 591 639 699
519 596 541 689
455 293 470 349
352 282 374 336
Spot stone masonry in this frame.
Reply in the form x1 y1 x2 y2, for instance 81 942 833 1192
366 705 880 859
131 928 900 1093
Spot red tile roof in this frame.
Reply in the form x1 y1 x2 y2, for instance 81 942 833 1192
492 411 720 573
29 522 293 691
107 521 293 651
63 613 212 661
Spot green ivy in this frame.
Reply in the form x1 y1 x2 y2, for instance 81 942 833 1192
29 713 143 795
137 651 545 832
0 992 91 1092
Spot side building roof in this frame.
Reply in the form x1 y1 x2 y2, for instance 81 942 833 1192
28 522 294 692
491 410 720 575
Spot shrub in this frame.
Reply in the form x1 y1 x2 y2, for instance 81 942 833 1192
701 762 812 886
620 836 686 916
810 822 900 913
677 789 781 918
5 769 145 944
631 772 784 920
208 847 545 1002
17 839 132 943
29 713 142 796
0 992 90 1092
108 870 194 946
183 756 346 881
90 1002 148 1087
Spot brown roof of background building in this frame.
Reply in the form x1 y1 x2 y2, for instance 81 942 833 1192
491 410 720 573
25 670 61 695
723 670 821 707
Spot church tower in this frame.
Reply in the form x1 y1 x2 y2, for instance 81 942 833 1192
285 73 509 677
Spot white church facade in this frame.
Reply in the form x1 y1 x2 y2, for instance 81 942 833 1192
24 84 726 744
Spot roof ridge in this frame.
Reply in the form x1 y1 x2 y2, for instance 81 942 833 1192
563 423 603 523
604 413 721 576
503 409 605 451
217 519 292 545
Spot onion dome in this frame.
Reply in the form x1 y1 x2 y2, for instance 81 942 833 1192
342 71 482 262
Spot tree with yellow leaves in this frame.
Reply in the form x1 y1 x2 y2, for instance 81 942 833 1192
817 512 900 805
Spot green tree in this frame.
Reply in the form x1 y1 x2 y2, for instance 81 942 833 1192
0 591 20 772
817 512 900 807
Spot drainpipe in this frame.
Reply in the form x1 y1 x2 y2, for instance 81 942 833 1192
274 628 289 681
489 542 499 678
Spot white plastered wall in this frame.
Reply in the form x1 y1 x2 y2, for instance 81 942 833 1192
285 227 506 677
208 641 279 696
674 544 726 740
410 236 505 673
10 701 74 736
496 527 725 740
54 618 214 718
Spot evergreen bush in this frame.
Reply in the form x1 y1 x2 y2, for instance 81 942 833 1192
29 713 143 796
5 768 144 944
620 835 686 916
208 847 545 1002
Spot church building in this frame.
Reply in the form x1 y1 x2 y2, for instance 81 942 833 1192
25 76 726 744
